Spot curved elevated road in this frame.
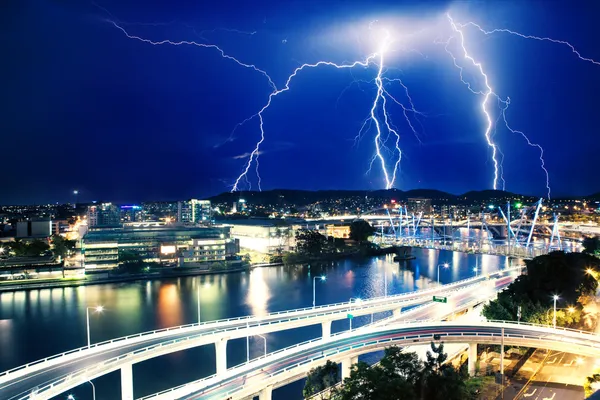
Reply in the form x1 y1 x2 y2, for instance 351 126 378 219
160 321 600 400
0 269 520 400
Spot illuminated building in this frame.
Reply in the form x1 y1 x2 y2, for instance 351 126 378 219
86 203 120 227
227 219 296 254
325 224 350 239
120 205 143 222
177 199 212 224
407 198 432 216
82 225 238 269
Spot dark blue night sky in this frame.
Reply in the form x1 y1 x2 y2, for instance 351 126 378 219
2 0 599 204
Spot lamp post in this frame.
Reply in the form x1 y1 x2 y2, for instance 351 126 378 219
73 190 78 208
437 263 449 285
546 304 574 328
86 306 104 348
553 295 559 329
88 381 96 400
349 298 362 331
313 275 326 308
473 267 478 277
197 284 201 324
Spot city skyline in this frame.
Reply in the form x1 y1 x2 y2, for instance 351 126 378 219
2 0 599 204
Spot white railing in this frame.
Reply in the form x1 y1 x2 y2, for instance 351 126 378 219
0 267 521 381
13 279 516 400
217 321 600 399
138 293 505 400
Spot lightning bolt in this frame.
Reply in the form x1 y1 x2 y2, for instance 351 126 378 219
444 14 500 190
456 21 600 66
500 97 551 199
233 25 424 192
231 56 378 192
107 21 277 91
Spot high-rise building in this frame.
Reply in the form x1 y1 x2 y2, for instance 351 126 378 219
177 199 212 224
407 198 432 216
87 203 120 227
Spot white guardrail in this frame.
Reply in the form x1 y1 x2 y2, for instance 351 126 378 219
142 317 600 400
138 294 506 399
0 266 522 382
15 269 523 400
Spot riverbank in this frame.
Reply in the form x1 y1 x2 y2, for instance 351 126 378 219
0 266 248 292
281 245 400 265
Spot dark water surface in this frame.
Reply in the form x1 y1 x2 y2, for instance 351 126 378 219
0 249 512 399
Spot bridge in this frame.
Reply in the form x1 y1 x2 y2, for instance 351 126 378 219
152 320 600 400
0 268 521 400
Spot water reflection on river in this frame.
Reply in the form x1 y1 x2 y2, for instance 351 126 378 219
0 248 514 399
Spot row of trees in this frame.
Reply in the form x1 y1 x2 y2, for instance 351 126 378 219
483 251 599 328
2 235 76 259
304 344 481 400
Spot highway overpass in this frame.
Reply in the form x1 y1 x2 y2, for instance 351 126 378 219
0 269 521 400
152 320 600 400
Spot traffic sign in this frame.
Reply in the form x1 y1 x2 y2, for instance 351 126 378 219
347 313 354 319
433 296 447 303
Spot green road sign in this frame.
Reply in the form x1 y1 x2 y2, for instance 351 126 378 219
433 296 447 303
347 313 354 319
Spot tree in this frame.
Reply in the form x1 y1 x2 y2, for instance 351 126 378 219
295 229 328 256
585 373 600 398
335 361 417 400
51 235 68 259
333 345 472 400
483 252 600 329
349 220 375 243
583 237 600 255
26 240 50 257
303 360 339 398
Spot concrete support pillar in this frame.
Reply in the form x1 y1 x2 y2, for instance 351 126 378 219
341 356 359 380
468 343 477 377
393 308 402 318
215 338 228 376
121 363 134 400
259 385 273 400
322 320 332 339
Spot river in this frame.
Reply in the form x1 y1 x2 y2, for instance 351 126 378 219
0 248 513 399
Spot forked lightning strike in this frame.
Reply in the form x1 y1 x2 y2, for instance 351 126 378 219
233 25 424 191
102 6 597 197
446 13 599 198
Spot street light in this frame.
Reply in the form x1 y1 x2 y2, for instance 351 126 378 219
86 306 104 348
197 284 201 324
553 295 559 329
473 267 478 277
546 304 574 328
313 275 326 308
349 298 362 331
437 263 449 285
88 381 96 400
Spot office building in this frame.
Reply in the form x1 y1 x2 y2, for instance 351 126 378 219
407 198 432 216
178 199 212 224
87 203 120 227
82 224 237 269
16 220 52 238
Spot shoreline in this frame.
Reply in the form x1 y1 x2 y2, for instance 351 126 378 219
0 267 249 293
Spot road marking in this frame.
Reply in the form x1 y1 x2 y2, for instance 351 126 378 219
523 388 537 397
543 392 555 400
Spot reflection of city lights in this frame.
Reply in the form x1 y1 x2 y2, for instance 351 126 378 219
247 269 270 316
157 284 182 327
576 357 584 365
